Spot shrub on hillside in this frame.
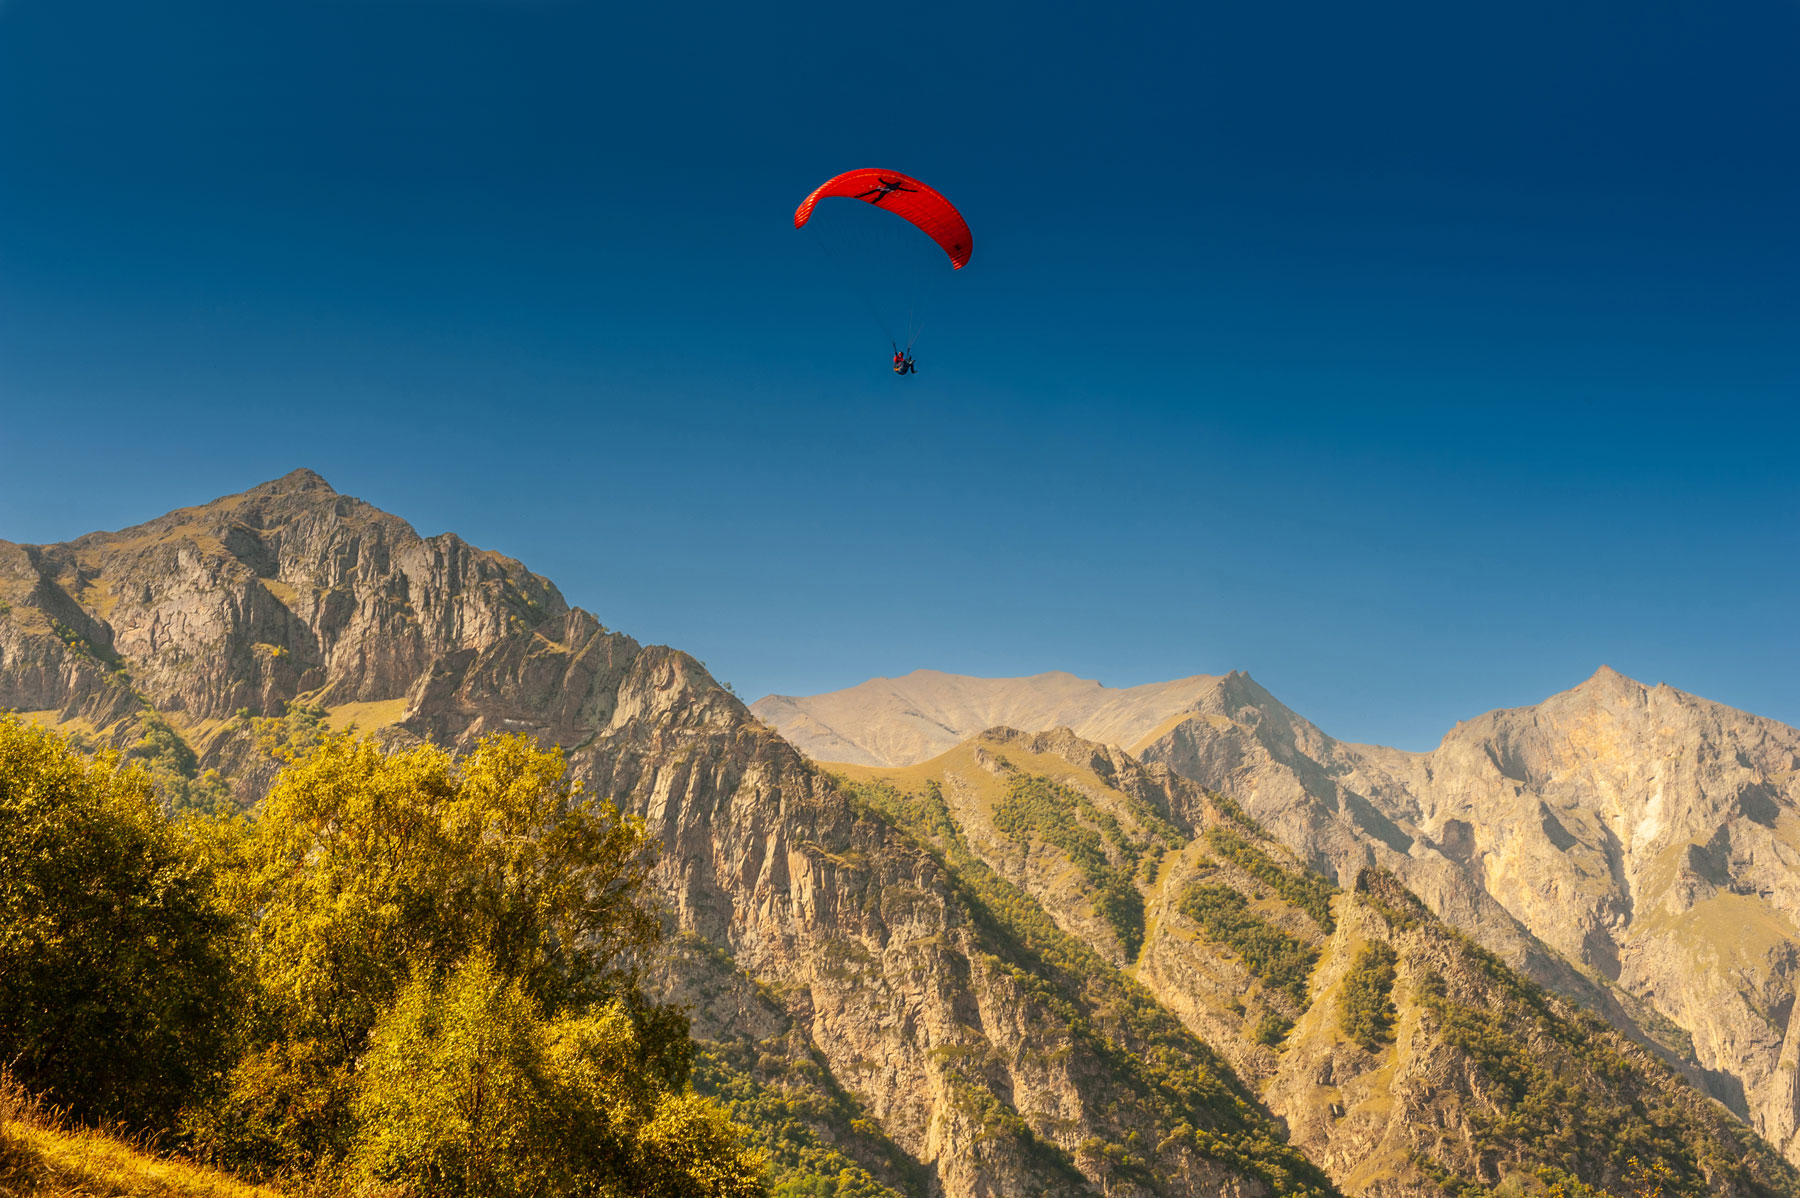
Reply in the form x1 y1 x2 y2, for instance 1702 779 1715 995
349 954 764 1198
0 717 234 1130
1251 1013 1293 1048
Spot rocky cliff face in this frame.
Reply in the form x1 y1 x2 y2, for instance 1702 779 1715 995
829 727 1335 1098
1132 668 1800 1165
0 468 562 790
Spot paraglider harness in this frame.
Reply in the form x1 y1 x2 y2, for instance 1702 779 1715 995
892 349 916 376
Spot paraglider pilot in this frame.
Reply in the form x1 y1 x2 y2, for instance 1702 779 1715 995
892 350 916 376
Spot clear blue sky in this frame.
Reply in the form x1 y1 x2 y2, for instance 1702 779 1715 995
2 1 1795 749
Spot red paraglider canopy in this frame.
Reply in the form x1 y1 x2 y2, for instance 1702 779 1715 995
795 169 973 270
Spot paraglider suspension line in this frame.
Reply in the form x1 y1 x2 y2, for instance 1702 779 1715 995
807 233 901 349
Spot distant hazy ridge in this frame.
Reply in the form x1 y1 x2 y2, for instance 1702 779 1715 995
750 669 1227 766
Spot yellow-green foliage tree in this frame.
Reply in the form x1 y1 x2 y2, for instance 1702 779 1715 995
351 955 763 1198
0 717 234 1130
193 732 765 1196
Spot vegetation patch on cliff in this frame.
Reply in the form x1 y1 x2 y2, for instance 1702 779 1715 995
1177 883 1319 1009
1203 823 1336 932
1336 941 1398 1052
993 774 1149 956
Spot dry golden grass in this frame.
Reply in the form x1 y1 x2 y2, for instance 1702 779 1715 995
323 699 410 734
10 711 102 740
0 1077 283 1198
258 579 301 610
829 732 1123 809
1129 710 1236 754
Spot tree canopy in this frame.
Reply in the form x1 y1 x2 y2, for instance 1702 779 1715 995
0 717 766 1196
196 732 764 1196
0 716 235 1130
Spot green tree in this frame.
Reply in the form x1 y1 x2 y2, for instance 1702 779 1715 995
351 954 762 1197
0 717 234 1129
198 732 764 1195
235 733 662 1056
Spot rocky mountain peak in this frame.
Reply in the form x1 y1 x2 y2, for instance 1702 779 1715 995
245 467 337 497
0 473 574 755
1565 662 1650 704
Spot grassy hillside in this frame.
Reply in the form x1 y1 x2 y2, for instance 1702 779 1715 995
1 1080 281 1198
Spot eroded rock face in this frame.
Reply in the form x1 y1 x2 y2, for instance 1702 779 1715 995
1135 668 1800 1164
0 469 560 731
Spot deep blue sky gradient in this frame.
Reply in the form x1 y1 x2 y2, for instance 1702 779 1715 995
1 0 1795 748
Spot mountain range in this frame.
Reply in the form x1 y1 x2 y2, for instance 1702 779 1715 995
4 470 1797 1198
750 671 1229 768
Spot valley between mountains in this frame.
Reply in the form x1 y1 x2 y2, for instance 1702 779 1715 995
4 469 1798 1198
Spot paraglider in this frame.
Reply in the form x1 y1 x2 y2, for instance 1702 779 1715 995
795 168 971 374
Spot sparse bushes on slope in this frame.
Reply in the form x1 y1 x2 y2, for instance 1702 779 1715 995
1202 824 1336 932
692 1035 921 1198
0 717 235 1131
992 774 1147 957
846 777 1338 1198
1337 941 1398 1052
1252 1013 1293 1047
1177 884 1318 1009
126 711 236 817
1353 869 1800 1198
